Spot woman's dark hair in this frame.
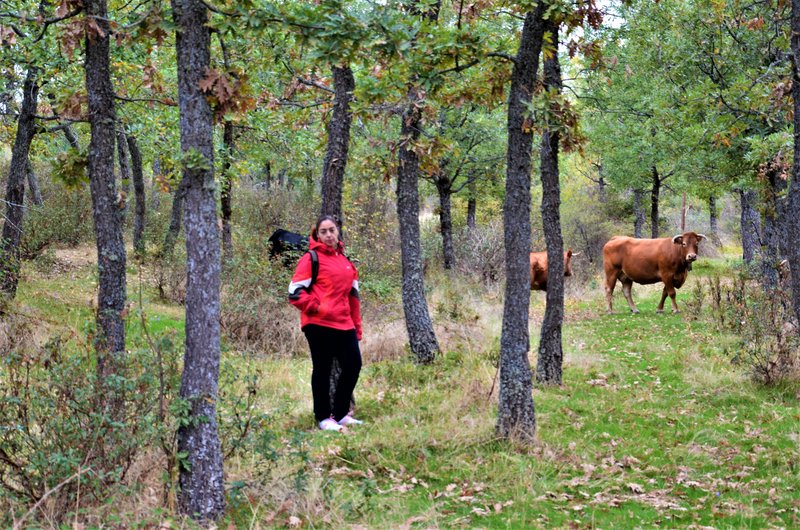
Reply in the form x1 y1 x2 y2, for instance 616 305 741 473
311 214 340 241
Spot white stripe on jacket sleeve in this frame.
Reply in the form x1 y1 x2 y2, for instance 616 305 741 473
288 278 311 295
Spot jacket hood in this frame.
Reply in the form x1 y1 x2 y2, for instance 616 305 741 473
309 232 345 254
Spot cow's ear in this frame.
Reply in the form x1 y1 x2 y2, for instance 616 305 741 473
567 249 573 258
672 235 683 245
696 233 707 242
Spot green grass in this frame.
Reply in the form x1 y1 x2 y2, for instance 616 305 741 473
7 251 800 528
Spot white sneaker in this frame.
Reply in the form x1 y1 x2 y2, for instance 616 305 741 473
319 418 343 432
337 415 363 426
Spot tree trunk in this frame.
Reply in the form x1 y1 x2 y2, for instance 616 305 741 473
0 68 39 298
397 85 440 364
320 65 354 226
497 4 546 442
62 123 80 150
172 0 225 521
761 165 786 290
262 160 271 189
220 120 234 263
128 134 146 257
680 192 687 232
708 194 719 244
436 174 455 270
650 166 660 238
467 178 477 230
116 127 131 224
789 0 800 321
536 20 564 386
740 189 760 264
633 189 646 238
26 161 43 206
86 0 127 414
162 176 188 258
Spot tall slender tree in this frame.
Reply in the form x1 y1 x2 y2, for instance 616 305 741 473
536 19 566 385
0 68 39 298
86 0 127 407
496 2 547 441
127 134 146 257
172 0 225 520
320 64 355 225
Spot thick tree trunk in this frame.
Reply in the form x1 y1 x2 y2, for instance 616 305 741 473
497 4 546 442
650 166 660 238
633 189 646 238
397 85 440 364
436 175 455 270
26 161 43 206
0 68 39 298
467 178 477 230
789 0 800 320
320 65 354 225
220 120 234 263
86 0 127 412
172 0 225 521
761 166 786 290
740 189 761 264
117 128 131 223
128 134 146 257
536 20 565 386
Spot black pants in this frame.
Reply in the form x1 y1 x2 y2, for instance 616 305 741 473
303 324 362 422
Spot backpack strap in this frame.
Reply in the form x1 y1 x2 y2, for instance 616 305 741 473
308 249 319 288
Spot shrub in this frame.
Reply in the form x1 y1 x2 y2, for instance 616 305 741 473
21 186 93 258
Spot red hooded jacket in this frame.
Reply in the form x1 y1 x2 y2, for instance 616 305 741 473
288 235 362 340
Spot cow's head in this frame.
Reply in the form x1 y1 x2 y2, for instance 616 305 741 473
672 232 706 263
564 249 574 277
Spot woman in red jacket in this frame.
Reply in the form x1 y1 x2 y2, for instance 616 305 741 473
288 215 363 432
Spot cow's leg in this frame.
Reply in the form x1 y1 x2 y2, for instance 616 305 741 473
604 273 617 313
657 279 679 313
621 278 639 313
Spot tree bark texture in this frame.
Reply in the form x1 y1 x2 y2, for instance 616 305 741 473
740 189 761 264
221 120 234 263
789 0 800 321
85 0 127 391
320 65 354 226
536 20 565 386
436 174 455 270
26 161 43 206
62 123 80 150
633 189 645 238
760 166 786 290
497 4 547 442
151 158 162 210
397 85 440 364
172 0 225 521
0 68 38 298
117 128 131 223
127 134 146 257
650 166 660 238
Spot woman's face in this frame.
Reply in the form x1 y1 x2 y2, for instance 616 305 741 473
317 220 339 249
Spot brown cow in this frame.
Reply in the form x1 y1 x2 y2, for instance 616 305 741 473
603 232 706 313
530 249 574 291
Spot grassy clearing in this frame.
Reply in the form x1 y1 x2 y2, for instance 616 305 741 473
6 252 800 528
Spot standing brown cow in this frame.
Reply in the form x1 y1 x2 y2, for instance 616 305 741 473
603 232 706 313
530 249 575 291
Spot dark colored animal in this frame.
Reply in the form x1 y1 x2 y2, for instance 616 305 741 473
603 231 706 314
268 229 308 260
529 249 575 291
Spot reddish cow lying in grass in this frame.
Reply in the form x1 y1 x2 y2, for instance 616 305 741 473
603 231 706 314
529 249 575 291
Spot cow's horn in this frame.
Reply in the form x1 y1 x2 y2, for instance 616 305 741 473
696 233 707 241
672 235 683 244
572 251 582 256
